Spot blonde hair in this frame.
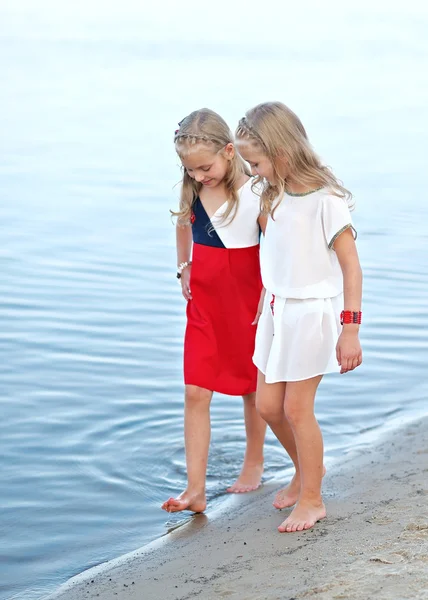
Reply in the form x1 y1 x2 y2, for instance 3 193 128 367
236 101 353 216
171 108 250 225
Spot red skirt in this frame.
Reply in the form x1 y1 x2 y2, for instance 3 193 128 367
184 243 262 395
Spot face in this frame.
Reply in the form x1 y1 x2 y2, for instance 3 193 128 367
180 143 233 188
236 141 279 185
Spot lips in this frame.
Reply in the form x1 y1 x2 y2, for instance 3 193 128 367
202 179 213 185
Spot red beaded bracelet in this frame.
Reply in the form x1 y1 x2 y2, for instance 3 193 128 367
340 310 362 325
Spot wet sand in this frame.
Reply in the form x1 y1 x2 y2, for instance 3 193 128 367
46 416 428 600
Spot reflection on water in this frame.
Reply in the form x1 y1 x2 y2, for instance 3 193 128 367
1 2 428 599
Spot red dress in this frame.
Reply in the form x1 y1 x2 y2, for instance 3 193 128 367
184 179 262 395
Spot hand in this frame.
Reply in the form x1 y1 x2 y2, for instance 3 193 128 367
252 288 266 325
180 266 192 301
336 329 362 374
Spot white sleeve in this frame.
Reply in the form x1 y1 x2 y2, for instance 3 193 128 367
321 194 357 249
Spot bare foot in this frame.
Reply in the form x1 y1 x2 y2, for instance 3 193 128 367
161 490 206 513
226 463 263 493
278 500 326 533
272 473 300 509
273 466 326 509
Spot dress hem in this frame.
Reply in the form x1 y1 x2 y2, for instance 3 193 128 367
253 362 340 384
184 378 256 397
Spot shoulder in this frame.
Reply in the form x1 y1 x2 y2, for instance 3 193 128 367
320 189 350 211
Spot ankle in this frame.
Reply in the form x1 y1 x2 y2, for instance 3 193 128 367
298 493 323 506
185 487 206 496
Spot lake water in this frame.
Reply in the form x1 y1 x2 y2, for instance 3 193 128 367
1 2 427 599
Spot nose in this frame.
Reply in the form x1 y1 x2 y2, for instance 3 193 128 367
194 173 205 182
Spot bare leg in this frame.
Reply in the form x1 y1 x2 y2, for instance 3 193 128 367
278 376 326 532
226 392 266 493
161 385 212 513
255 371 301 508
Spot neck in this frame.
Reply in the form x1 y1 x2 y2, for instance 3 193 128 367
285 179 322 195
285 180 310 194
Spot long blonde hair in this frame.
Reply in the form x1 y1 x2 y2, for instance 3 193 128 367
235 102 353 216
171 108 250 225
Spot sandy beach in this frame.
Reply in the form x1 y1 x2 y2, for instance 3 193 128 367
46 417 428 600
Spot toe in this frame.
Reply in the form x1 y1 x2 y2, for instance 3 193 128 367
278 519 289 532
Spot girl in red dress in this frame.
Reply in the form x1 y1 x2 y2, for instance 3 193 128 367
162 109 267 513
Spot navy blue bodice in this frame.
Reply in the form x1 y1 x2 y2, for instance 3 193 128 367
191 197 226 248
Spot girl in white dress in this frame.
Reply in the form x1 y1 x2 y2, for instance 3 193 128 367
235 102 363 533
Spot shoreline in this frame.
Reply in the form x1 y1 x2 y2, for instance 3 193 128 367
46 415 428 600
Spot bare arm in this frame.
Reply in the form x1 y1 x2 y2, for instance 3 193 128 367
176 221 192 265
251 214 268 324
334 228 363 373
176 222 193 301
334 228 362 316
258 214 268 235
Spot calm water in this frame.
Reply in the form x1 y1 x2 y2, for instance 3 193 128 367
1 2 428 599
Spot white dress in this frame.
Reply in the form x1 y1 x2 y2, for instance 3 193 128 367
253 188 356 383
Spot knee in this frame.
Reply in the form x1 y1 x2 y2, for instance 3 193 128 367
283 394 308 427
185 385 212 408
243 392 256 408
256 400 283 425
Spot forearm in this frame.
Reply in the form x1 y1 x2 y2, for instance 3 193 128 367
334 229 363 330
342 261 363 331
342 262 362 310
176 223 192 265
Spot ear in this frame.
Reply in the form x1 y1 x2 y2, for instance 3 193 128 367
223 142 235 160
275 153 289 178
276 147 287 160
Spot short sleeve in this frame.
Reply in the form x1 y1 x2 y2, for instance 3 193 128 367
321 194 357 249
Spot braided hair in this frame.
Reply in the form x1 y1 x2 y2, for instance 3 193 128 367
171 109 250 226
236 103 353 217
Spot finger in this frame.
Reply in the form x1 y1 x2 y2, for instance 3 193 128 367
340 356 350 374
336 345 341 367
181 282 191 300
350 357 359 371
